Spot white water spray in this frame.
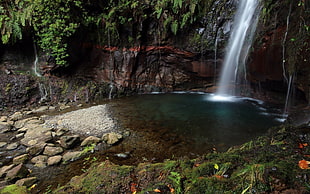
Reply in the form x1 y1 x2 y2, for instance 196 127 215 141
214 33 219 85
33 42 41 77
216 0 260 97
283 74 294 115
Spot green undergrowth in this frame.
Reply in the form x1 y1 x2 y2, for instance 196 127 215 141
50 124 310 193
0 185 28 194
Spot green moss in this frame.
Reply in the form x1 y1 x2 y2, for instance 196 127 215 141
5 83 12 93
0 184 28 194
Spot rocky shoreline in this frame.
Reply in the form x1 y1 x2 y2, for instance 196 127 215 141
0 104 126 192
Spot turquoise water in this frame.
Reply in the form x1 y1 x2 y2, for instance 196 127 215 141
110 93 282 152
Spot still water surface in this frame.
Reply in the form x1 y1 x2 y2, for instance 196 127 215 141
110 93 282 152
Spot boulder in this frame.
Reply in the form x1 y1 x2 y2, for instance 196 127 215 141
102 132 123 145
20 126 52 146
5 164 29 182
43 146 64 156
59 135 80 149
81 136 101 146
15 177 37 187
12 154 29 164
47 155 62 166
62 151 82 162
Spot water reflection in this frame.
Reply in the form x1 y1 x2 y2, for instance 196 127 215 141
110 93 282 152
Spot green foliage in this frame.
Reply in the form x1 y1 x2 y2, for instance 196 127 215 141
169 171 182 194
0 0 33 44
32 0 85 66
0 184 28 194
0 0 214 66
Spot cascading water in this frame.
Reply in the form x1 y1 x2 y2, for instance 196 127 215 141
216 0 260 97
107 29 114 100
33 42 41 77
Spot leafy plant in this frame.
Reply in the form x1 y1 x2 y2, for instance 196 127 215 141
168 171 182 194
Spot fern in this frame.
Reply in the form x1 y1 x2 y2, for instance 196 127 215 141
171 20 178 35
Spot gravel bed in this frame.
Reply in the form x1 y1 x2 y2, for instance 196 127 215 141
44 105 117 137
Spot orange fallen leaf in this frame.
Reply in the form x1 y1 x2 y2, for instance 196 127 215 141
298 160 310 169
154 188 161 192
194 163 200 167
298 143 308 148
167 184 175 193
213 174 224 179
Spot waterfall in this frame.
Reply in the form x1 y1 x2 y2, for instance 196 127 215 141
33 42 41 77
107 29 114 100
213 32 219 85
283 74 294 116
282 3 292 83
216 0 260 96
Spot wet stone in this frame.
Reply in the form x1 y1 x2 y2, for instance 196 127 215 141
0 164 15 178
62 151 82 162
15 177 37 187
0 123 11 133
17 127 28 133
33 106 49 113
26 143 46 156
31 155 48 164
9 112 23 121
43 146 64 156
13 154 29 164
102 132 123 145
60 135 80 149
81 136 101 146
6 142 19 150
34 161 47 168
0 116 7 122
15 133 24 139
47 155 62 166
5 163 29 182
20 126 53 147
0 142 7 148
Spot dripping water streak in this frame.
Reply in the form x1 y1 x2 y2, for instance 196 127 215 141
39 83 48 103
214 33 218 85
216 0 259 96
108 29 114 100
33 42 41 77
283 74 294 116
282 3 292 83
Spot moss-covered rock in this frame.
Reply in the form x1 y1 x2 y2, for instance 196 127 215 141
0 184 28 194
53 124 310 193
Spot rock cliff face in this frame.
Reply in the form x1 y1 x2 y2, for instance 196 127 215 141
0 0 309 109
